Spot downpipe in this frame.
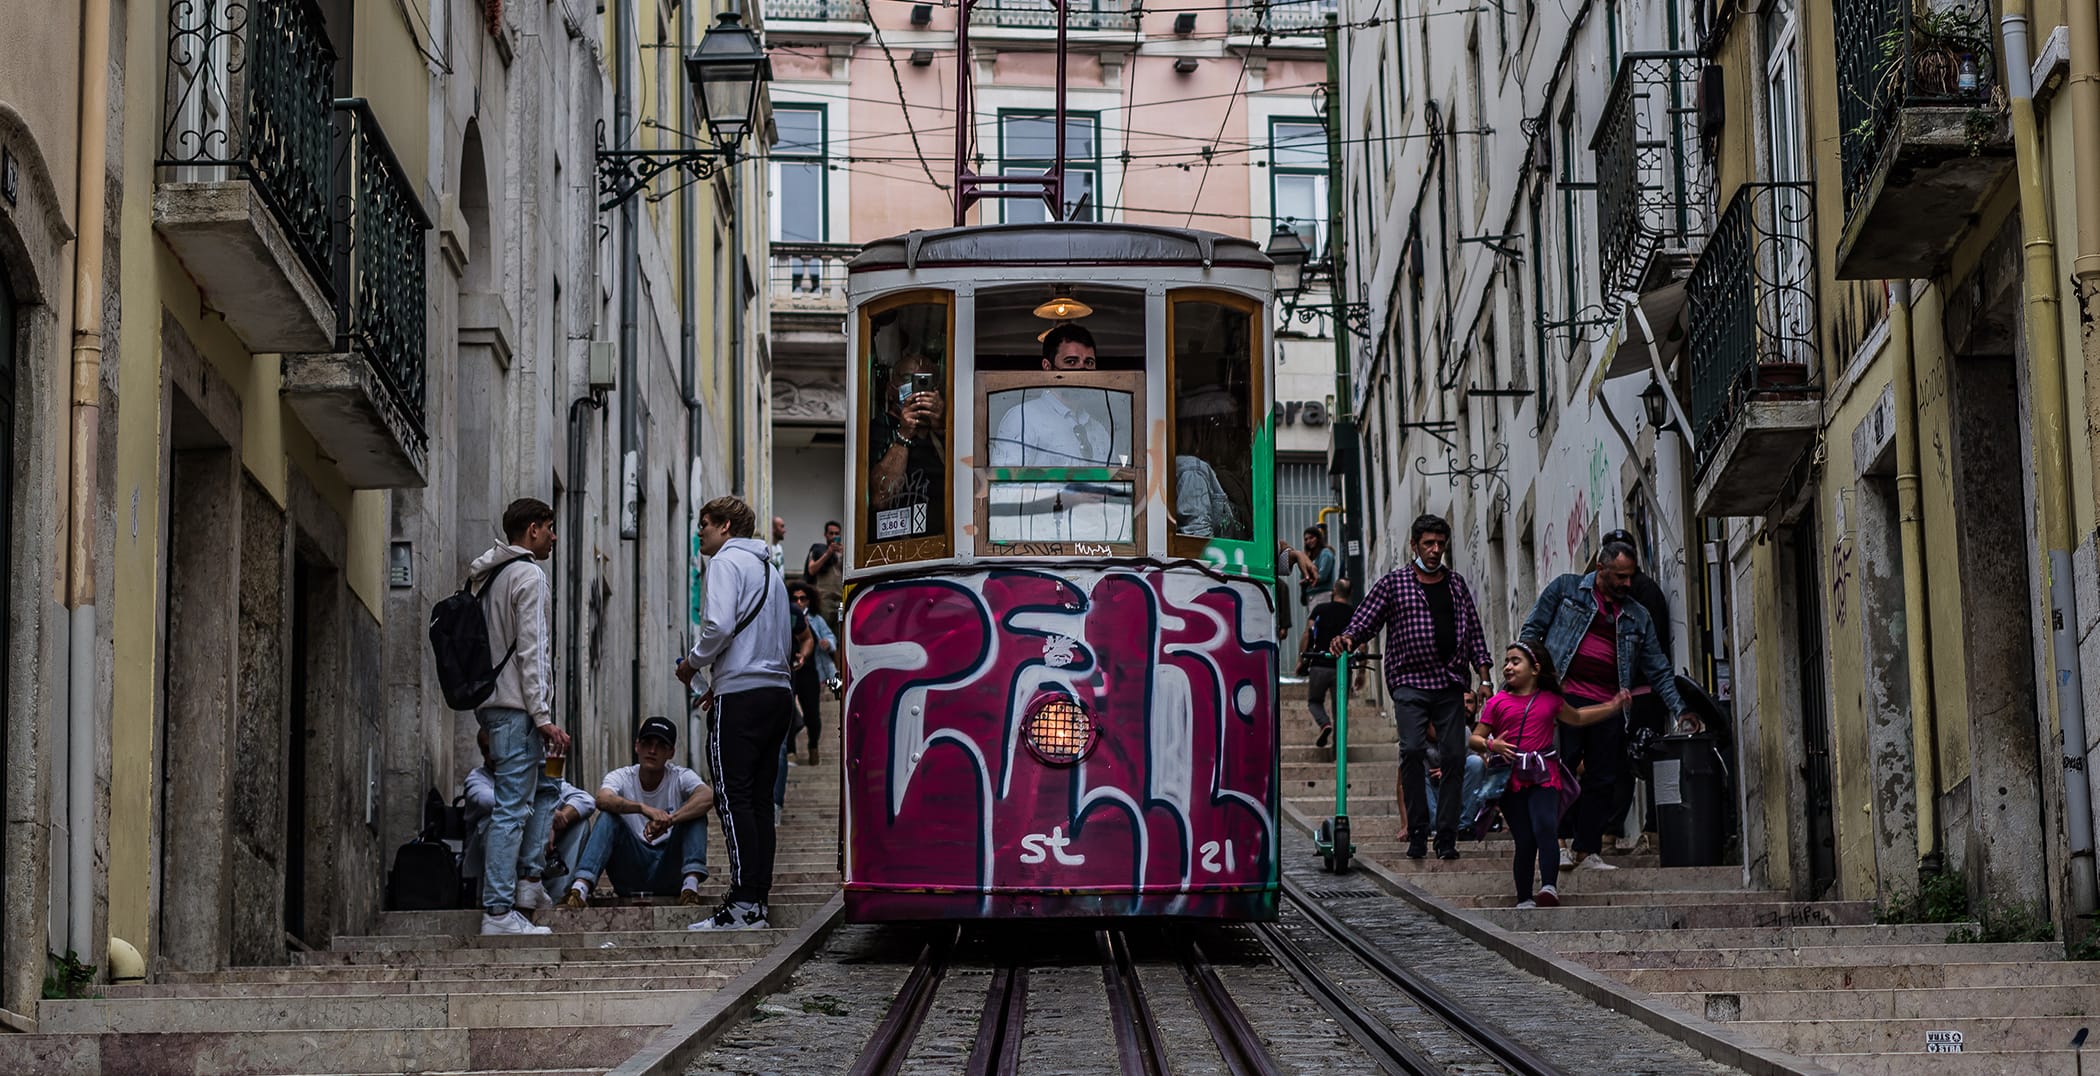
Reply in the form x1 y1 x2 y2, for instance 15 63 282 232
1890 280 1944 873
65 0 113 962
2003 8 2097 920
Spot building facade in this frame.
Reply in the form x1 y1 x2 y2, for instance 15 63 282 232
1337 0 2100 935
761 0 1336 632
0 0 769 1011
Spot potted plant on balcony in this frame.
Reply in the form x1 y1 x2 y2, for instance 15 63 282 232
1905 2 1992 100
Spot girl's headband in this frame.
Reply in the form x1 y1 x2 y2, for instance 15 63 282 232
1510 640 1540 666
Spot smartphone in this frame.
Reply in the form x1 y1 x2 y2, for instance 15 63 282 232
896 371 936 404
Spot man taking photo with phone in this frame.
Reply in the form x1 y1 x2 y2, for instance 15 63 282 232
804 519 845 635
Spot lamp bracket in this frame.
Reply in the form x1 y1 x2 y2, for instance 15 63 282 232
1398 420 1458 451
1280 277 1372 342
594 120 730 211
1416 442 1511 499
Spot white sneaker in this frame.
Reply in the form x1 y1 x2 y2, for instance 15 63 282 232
1557 847 1575 869
1515 899 1538 909
481 910 552 936
1614 833 1642 853
1535 884 1561 907
514 879 552 910
1577 854 1619 871
687 901 769 931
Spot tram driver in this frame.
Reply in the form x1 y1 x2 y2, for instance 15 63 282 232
989 325 1135 543
870 351 946 542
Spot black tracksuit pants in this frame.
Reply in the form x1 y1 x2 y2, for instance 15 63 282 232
708 685 796 906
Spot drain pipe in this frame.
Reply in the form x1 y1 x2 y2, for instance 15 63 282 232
63 0 113 961
1890 280 1943 874
564 395 603 762
680 0 701 648
2004 6 2097 920
615 0 645 736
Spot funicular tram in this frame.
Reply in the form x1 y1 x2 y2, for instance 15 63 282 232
835 224 1286 922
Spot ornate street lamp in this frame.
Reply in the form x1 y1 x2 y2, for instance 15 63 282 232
594 11 773 211
1265 222 1367 340
1641 374 1681 434
1265 224 1308 295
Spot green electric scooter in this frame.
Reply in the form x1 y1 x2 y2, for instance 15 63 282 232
1312 651 1355 873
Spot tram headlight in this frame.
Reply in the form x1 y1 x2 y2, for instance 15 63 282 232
1022 694 1097 765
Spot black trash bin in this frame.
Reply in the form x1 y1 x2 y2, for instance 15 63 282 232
1655 733 1726 867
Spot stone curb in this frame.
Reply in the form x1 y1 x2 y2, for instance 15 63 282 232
1281 802 1839 1076
604 891 846 1076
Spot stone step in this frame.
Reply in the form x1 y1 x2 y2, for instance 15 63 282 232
296 933 782 966
38 987 708 1034
1330 843 1669 870
1807 1051 2085 1075
0 1023 658 1074
378 892 836 934
1613 960 2100 994
104 970 734 998
1526 922 1976 953
1656 983 2100 1023
1732 1014 2094 1057
1571 941 2062 971
161 958 738 986
1448 888 1789 909
1476 899 1876 932
1406 865 1745 896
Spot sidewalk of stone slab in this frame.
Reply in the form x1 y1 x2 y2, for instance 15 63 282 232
1276 688 2100 1075
1 708 846 1076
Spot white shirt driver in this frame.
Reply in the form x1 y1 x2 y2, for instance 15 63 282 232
991 389 1130 543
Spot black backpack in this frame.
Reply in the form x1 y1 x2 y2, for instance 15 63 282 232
429 555 533 711
386 789 461 910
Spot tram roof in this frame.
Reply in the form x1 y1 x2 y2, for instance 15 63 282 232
849 223 1273 273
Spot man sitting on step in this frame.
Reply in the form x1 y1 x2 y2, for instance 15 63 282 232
464 727 597 907
561 716 713 908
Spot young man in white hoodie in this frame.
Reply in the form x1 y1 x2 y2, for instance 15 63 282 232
469 498 574 935
676 496 794 930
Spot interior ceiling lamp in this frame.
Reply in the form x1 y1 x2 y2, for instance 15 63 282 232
1033 293 1094 322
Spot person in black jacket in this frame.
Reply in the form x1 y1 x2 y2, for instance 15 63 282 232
1598 528 1672 850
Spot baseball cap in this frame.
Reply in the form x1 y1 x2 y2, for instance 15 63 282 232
637 716 678 745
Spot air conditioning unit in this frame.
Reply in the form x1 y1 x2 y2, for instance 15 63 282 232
589 340 617 391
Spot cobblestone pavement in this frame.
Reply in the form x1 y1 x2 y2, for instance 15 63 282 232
1281 854 1743 1075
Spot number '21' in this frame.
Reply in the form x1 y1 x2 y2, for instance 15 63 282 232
1199 839 1237 874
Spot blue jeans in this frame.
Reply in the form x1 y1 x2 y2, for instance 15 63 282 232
573 814 709 896
1428 753 1489 831
475 707 557 915
467 811 588 895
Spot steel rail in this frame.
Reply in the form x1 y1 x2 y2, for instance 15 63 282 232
1253 919 1440 1075
848 925 958 1076
1177 933 1286 1076
1099 929 1172 1076
966 956 1028 1076
1282 874 1573 1076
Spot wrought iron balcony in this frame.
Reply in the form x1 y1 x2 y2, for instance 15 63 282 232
1227 0 1338 34
768 0 867 20
971 0 1137 32
1590 52 1713 308
1835 0 2009 277
281 99 432 489
1686 182 1823 517
770 242 856 316
154 0 340 352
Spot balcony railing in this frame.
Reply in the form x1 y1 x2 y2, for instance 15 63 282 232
158 0 339 288
329 99 432 442
1686 182 1819 471
1837 0 1995 225
769 0 867 20
971 0 1137 32
770 242 855 315
1227 0 1339 34
1590 51 1713 307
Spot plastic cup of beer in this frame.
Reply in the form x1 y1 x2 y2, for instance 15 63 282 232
544 753 566 780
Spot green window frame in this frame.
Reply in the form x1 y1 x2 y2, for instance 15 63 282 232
997 109 1100 223
1269 118 1328 256
771 103 828 243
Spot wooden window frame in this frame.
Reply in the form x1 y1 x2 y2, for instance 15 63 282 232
1166 288 1266 563
972 369 1147 558
855 288 956 568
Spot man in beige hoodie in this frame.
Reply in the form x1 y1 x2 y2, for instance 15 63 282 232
470 498 573 935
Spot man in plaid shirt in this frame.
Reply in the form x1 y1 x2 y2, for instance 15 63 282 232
1331 513 1494 860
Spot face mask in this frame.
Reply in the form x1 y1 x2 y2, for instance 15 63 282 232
1414 555 1446 575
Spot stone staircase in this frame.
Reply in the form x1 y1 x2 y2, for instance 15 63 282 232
1279 685 2100 1075
2 746 842 1075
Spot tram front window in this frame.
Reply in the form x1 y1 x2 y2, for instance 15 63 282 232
1170 294 1259 545
864 298 951 548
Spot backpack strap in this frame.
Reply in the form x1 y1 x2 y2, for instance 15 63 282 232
725 547 775 638
475 554 538 672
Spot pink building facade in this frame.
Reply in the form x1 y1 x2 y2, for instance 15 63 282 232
765 0 1341 630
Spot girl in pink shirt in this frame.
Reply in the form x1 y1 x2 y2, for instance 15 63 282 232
1470 641 1627 907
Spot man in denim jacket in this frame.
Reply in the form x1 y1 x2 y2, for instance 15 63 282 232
1519 540 1697 871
